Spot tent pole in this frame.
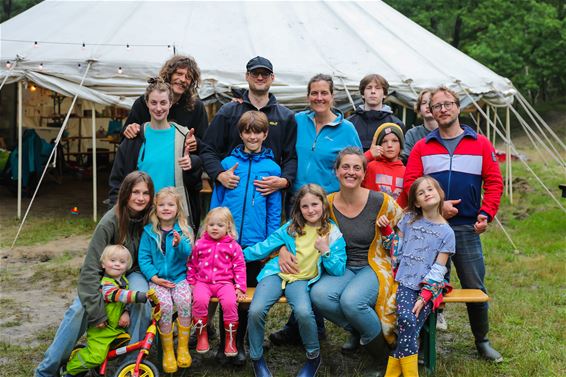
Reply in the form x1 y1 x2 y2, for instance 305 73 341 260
11 61 93 248
486 106 491 142
337 77 356 111
0 60 17 92
491 106 498 146
458 84 565 212
402 106 406 125
506 106 512 203
17 80 23 219
92 103 97 222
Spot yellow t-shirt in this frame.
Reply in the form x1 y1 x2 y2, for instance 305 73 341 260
279 225 321 287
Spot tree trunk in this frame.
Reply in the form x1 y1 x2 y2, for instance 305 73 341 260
452 14 462 48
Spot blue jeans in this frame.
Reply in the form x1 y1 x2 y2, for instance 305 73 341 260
248 275 319 360
451 225 490 342
35 271 150 377
310 265 381 345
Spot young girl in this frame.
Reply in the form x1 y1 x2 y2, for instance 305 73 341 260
244 184 347 377
64 245 150 377
379 176 455 377
187 207 247 357
138 187 194 373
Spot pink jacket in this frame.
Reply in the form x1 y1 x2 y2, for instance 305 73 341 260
186 232 247 293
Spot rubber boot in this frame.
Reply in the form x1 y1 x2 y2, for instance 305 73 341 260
215 308 229 364
384 356 401 377
252 356 272 377
341 330 360 354
158 328 178 373
399 354 419 377
232 306 248 366
176 321 192 368
192 317 209 354
362 332 389 376
468 303 503 362
224 321 238 356
297 354 322 377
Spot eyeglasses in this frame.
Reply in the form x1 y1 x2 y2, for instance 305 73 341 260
248 70 272 78
431 101 457 111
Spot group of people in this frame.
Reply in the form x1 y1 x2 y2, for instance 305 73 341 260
36 54 504 377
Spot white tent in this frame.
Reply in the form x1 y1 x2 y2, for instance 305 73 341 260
1 0 564 247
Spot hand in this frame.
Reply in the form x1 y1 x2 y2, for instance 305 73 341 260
474 214 489 234
123 123 141 139
184 128 197 152
412 297 426 317
172 230 181 247
253 176 288 196
235 289 247 302
231 97 244 104
278 246 299 274
376 215 390 227
315 235 330 254
151 276 176 289
95 320 107 329
368 144 383 159
217 163 240 189
118 311 130 328
178 144 192 171
442 199 461 219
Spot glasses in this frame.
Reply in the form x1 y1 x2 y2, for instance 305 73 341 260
248 70 272 78
431 101 457 111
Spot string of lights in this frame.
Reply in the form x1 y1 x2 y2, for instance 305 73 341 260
1 39 175 49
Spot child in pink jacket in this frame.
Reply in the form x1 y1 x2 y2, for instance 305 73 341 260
187 207 247 357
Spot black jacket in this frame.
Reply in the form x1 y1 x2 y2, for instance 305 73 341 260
347 106 405 151
200 90 297 185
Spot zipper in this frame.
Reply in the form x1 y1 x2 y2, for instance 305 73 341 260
238 158 253 245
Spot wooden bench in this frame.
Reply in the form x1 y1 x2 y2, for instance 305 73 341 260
210 287 287 304
422 289 489 374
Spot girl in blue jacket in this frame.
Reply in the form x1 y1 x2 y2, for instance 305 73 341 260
138 187 194 373
244 184 346 377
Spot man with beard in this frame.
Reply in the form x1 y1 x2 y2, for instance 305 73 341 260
404 86 504 363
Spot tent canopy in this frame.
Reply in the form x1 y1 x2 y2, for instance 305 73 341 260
0 0 515 110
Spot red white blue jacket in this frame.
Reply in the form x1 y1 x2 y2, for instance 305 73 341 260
403 125 503 226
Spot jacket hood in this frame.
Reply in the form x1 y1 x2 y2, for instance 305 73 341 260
354 104 394 120
230 144 275 162
374 156 404 167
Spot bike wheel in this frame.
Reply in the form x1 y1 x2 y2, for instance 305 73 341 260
114 359 159 377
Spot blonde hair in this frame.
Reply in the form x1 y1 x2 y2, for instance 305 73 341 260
100 245 133 271
149 187 194 251
200 207 238 240
288 184 331 237
407 176 445 223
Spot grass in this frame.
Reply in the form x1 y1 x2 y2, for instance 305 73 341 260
1 161 565 376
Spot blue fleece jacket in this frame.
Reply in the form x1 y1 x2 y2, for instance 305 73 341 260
210 145 282 247
138 222 192 284
293 110 362 194
243 221 346 288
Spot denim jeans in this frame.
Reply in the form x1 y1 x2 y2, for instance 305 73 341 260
248 275 319 360
451 225 490 342
35 271 150 377
310 265 381 345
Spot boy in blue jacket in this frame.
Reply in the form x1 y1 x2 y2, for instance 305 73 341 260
210 110 282 364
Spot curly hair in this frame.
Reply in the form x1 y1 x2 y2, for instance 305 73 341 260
158 55 201 110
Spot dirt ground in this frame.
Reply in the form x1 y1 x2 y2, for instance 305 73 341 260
0 171 109 346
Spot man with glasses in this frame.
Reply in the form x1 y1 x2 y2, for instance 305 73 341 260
200 56 297 366
403 86 504 362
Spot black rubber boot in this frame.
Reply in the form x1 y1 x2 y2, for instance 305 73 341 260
231 305 248 366
269 313 301 346
214 308 228 365
362 333 389 376
467 303 503 362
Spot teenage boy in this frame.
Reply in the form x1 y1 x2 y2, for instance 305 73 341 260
362 123 407 208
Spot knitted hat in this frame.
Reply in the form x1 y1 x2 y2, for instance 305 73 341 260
374 122 404 150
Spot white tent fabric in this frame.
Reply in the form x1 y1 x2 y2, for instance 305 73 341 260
0 0 516 110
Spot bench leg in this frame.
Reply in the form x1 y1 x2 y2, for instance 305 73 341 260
423 311 437 375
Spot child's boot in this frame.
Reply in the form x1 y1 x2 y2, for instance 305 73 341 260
193 317 210 353
176 321 192 368
384 356 402 377
158 328 178 373
399 354 419 377
224 321 238 356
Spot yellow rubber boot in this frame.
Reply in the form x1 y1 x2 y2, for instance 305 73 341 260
176 322 192 368
399 354 419 377
384 356 402 377
159 328 178 373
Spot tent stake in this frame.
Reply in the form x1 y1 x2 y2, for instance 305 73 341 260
17 80 23 219
506 106 512 203
92 103 97 222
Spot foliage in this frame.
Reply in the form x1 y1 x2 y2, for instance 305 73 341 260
385 0 566 102
1 0 42 23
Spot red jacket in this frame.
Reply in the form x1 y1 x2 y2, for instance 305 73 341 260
362 157 408 208
404 125 503 225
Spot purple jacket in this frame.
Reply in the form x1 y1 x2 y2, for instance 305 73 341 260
187 233 247 293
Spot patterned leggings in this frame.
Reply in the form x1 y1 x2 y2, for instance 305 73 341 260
150 279 192 333
393 285 432 358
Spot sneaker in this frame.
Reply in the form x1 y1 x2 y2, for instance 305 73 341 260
436 312 448 331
